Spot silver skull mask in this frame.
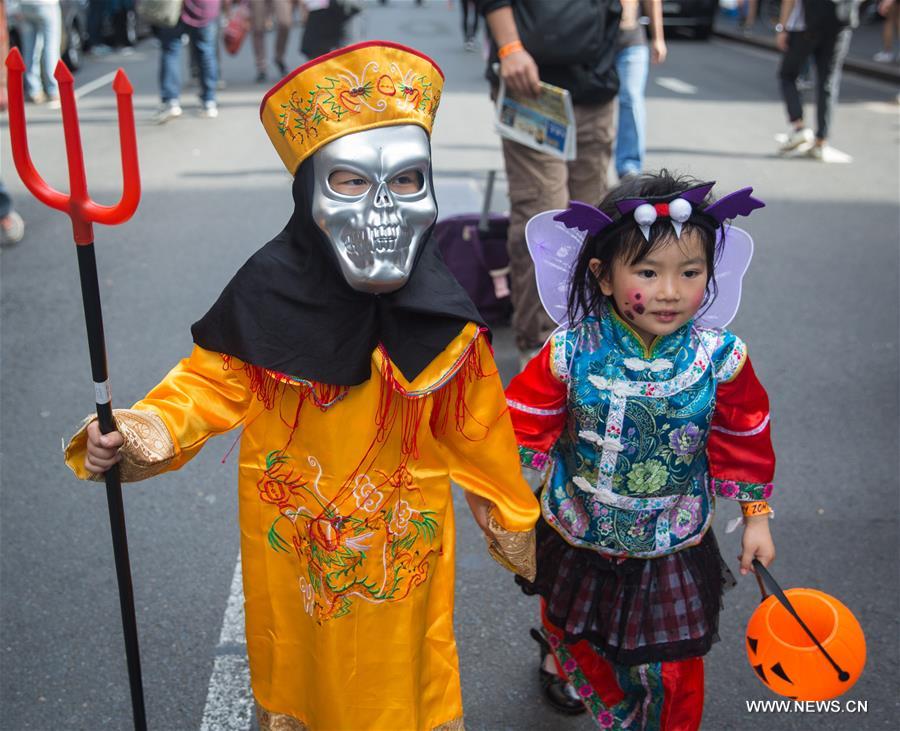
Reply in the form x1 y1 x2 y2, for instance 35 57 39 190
311 125 437 294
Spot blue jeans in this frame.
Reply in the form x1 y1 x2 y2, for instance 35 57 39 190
156 21 218 105
614 43 649 178
0 179 13 219
20 1 62 99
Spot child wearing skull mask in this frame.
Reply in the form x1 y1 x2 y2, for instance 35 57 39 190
64 42 539 731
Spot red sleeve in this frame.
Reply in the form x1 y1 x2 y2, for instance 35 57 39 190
504 341 567 470
707 357 775 501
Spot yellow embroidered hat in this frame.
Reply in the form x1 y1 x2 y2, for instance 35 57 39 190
260 41 444 175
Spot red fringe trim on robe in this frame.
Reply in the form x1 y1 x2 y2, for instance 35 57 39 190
220 332 490 509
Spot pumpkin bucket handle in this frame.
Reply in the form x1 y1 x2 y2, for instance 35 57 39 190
751 559 850 683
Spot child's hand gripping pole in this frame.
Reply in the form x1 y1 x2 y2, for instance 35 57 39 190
5 49 146 731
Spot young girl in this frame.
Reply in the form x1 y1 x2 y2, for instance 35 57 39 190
506 170 776 729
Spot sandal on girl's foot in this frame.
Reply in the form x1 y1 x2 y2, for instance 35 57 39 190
529 628 586 715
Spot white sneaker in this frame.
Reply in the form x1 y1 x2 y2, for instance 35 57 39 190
806 144 825 161
200 101 218 119
873 50 895 63
0 211 26 247
153 102 183 124
778 126 813 153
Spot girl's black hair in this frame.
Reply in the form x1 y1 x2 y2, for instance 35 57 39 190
566 169 723 326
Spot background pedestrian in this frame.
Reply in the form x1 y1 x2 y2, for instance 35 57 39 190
0 0 24 247
614 0 666 181
15 0 62 105
153 0 222 123
738 0 759 32
874 0 898 62
0 178 26 247
478 0 621 366
86 0 111 55
300 0 357 59
775 0 859 160
249 0 300 83
460 0 479 51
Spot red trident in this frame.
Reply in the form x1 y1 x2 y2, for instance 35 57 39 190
5 48 146 731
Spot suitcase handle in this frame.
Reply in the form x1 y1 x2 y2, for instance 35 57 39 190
478 170 496 234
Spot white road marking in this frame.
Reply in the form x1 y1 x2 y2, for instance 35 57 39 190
859 101 900 114
217 554 247 646
200 555 254 731
75 71 119 99
654 77 698 95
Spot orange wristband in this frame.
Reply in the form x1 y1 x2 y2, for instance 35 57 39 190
741 501 772 518
498 40 524 60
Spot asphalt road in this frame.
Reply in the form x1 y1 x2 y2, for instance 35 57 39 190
1 2 898 730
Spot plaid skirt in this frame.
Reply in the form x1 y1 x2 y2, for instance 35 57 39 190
517 516 735 666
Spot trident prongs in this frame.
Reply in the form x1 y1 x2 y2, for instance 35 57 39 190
4 48 140 244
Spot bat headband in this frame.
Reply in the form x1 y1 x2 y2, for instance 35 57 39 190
525 180 765 330
553 181 765 242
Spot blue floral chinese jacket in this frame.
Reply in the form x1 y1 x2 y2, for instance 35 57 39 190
506 306 775 558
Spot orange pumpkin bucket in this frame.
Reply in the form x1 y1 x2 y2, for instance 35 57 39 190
745 561 866 701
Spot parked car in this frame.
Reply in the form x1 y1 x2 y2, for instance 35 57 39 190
6 0 89 72
661 0 719 39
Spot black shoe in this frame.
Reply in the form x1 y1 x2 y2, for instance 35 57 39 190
255 70 267 83
276 60 288 77
530 628 587 716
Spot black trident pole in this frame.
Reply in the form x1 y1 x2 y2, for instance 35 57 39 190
76 244 148 731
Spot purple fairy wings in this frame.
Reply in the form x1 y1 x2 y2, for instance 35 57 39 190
525 210 588 327
525 183 765 330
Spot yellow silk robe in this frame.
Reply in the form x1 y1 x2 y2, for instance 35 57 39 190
66 323 538 730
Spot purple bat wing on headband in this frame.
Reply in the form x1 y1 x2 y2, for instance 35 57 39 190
704 187 765 224
616 199 644 214
680 181 716 204
553 201 614 236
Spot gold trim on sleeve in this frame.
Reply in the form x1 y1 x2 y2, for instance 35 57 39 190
66 409 175 483
113 409 175 481
486 509 536 582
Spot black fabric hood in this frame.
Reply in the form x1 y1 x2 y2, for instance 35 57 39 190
191 153 484 386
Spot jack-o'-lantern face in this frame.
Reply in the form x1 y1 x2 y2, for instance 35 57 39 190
745 588 866 701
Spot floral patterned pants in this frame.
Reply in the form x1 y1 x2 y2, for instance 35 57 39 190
542 618 704 730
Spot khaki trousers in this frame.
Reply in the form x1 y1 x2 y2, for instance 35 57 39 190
502 100 615 351
251 0 299 73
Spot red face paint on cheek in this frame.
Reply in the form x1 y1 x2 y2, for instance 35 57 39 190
629 291 645 314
